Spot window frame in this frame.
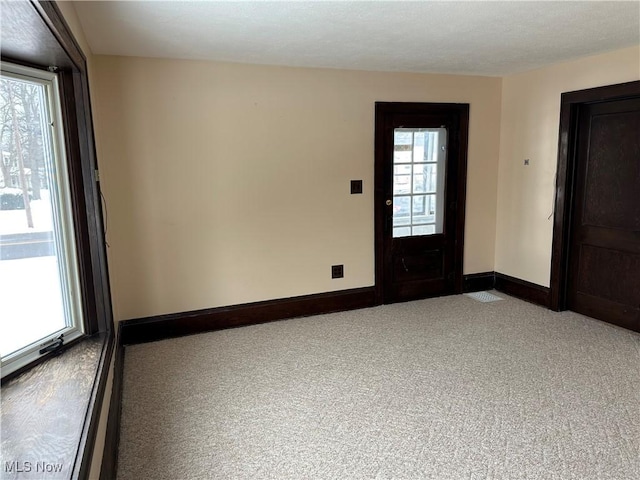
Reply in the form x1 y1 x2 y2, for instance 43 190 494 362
1 1 114 478
1 62 86 376
1 0 113 380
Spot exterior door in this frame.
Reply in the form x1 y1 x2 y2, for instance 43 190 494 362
567 96 640 330
375 103 469 304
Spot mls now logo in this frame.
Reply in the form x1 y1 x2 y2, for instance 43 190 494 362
4 461 64 474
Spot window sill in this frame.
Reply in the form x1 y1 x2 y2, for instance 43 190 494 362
1 332 113 479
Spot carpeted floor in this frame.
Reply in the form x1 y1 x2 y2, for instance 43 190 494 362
117 292 640 479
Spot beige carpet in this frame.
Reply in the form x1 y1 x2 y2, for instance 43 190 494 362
117 292 640 479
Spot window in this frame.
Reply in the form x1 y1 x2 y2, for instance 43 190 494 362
1 2 113 477
0 63 84 377
392 128 447 237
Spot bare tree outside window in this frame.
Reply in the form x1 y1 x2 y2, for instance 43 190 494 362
1 76 49 211
1 65 83 374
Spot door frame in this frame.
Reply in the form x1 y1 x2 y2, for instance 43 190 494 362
374 102 469 305
549 80 640 311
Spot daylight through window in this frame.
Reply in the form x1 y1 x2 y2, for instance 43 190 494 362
0 63 84 377
392 128 447 237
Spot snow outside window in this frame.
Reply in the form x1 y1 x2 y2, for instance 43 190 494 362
0 63 84 377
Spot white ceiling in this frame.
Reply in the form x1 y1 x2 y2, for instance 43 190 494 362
74 1 640 76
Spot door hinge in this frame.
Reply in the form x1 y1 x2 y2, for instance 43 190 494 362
95 169 100 182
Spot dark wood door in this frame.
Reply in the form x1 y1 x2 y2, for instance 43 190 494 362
375 103 469 304
567 97 640 330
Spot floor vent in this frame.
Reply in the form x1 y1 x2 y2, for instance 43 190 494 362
464 291 503 303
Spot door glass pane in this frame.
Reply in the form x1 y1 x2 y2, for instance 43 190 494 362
413 225 435 236
392 128 446 237
393 226 411 238
0 68 82 361
393 164 412 195
413 163 437 194
393 131 413 163
412 194 437 224
392 196 411 226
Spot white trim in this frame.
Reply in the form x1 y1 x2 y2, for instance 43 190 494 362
0 63 84 378
435 128 447 234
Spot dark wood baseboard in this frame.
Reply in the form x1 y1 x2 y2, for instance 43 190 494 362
463 272 496 292
120 275 556 346
120 287 377 345
494 272 551 308
100 325 124 480
101 275 552 475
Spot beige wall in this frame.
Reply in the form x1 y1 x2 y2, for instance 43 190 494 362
91 56 502 320
56 1 94 79
56 1 89 58
495 46 640 287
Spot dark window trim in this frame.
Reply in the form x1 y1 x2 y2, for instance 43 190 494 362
1 0 114 478
2 0 113 366
549 80 640 311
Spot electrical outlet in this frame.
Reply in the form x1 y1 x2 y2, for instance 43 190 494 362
331 265 344 279
350 180 363 194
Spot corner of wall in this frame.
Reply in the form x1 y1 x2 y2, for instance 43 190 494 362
494 46 640 287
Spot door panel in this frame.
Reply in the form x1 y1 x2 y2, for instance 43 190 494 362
567 97 640 330
375 103 469 304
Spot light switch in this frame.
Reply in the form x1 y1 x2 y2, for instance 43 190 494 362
350 180 363 194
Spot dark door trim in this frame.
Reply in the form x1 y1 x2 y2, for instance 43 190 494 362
549 80 640 311
374 102 469 305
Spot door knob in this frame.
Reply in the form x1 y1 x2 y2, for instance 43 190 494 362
386 199 392 206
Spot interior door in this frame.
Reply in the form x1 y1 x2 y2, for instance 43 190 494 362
375 103 469 304
567 97 640 330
